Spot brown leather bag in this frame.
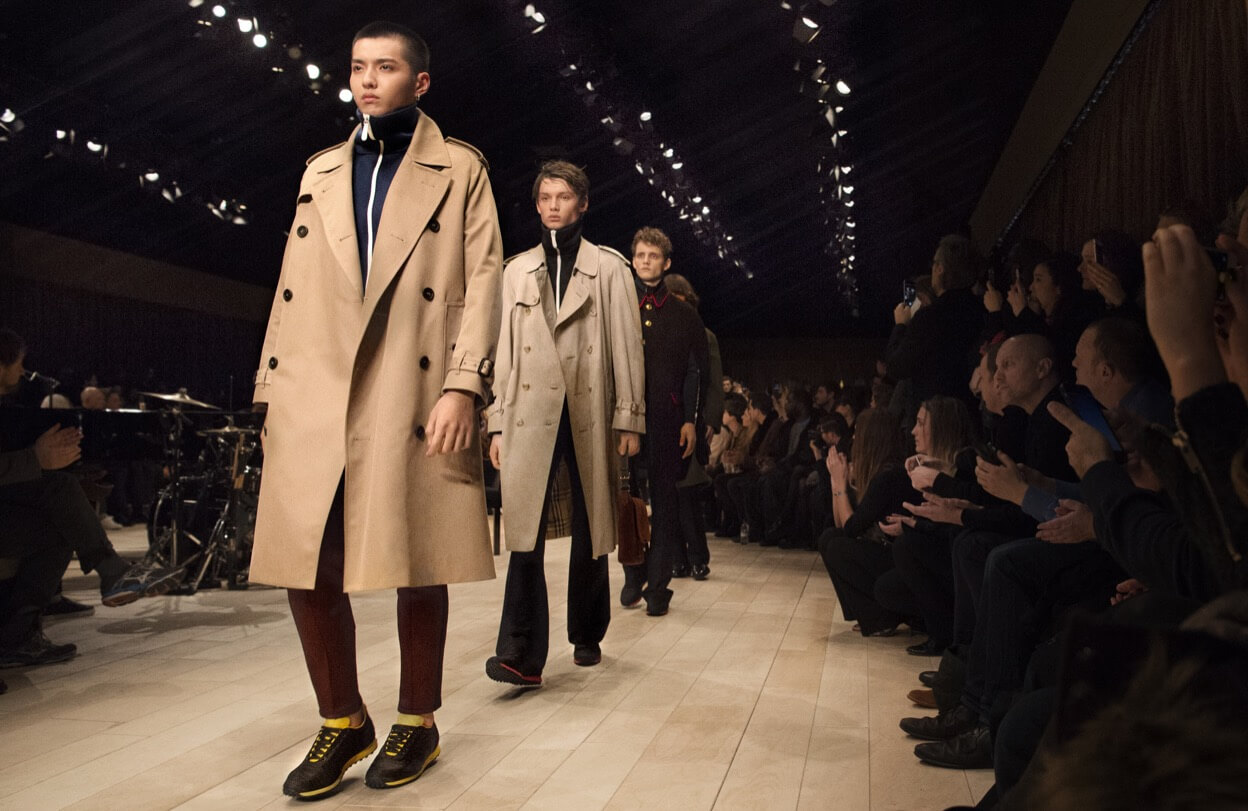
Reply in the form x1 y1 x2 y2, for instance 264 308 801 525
616 489 650 565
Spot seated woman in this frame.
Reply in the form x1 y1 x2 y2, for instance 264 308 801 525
817 408 917 636
878 395 978 654
1029 252 1103 376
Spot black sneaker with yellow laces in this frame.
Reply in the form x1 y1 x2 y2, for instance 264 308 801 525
364 723 440 789
282 714 377 800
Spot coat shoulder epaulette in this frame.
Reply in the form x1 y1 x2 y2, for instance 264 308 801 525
305 141 346 167
599 245 630 267
444 137 489 171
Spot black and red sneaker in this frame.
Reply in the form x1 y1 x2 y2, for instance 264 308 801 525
485 656 542 687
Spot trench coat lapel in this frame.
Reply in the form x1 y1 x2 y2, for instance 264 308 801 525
310 138 364 298
554 240 600 329
363 114 452 320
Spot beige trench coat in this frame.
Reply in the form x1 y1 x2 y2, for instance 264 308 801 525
486 240 646 558
249 113 502 592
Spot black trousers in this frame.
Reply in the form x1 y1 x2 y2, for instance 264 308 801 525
497 405 609 673
625 414 684 603
0 471 118 646
892 524 957 647
818 529 903 634
673 483 710 570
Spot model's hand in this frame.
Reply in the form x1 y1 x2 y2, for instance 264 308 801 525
975 450 1027 505
1047 402 1112 478
617 431 641 457
34 425 82 470
489 434 502 470
425 390 475 456
1036 499 1096 544
679 422 696 459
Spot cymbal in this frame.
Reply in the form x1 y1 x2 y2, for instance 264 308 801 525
200 426 259 436
139 390 219 410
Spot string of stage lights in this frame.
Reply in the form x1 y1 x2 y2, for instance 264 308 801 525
778 0 860 311
512 2 753 280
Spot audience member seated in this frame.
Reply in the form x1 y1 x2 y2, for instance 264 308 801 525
724 391 776 542
817 408 919 636
1027 252 1103 374
1072 316 1173 425
1078 229 1145 316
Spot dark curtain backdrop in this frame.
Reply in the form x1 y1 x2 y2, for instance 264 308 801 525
0 274 263 410
1009 0 1248 249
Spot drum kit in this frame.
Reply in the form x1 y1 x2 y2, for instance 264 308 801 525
140 389 264 594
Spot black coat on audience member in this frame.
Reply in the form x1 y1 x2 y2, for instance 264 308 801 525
886 288 984 410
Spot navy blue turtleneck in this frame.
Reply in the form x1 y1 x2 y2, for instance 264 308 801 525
352 103 420 288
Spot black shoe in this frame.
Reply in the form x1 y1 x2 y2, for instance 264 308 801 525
620 569 645 608
671 565 692 579
692 564 710 581
906 637 946 657
43 596 95 618
645 589 673 617
864 624 901 638
899 704 979 741
101 557 183 607
918 670 938 688
282 715 377 799
914 724 993 769
0 630 77 668
573 643 601 666
485 656 542 687
365 723 440 789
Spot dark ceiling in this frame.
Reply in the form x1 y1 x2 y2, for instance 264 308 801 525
0 0 1073 337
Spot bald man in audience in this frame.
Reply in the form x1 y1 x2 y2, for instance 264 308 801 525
80 387 106 410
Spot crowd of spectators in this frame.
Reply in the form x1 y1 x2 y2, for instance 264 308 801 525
762 187 1248 807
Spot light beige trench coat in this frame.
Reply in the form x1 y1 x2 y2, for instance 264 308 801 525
248 113 503 592
486 240 646 558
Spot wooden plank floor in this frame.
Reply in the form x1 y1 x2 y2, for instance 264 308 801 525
0 530 993 810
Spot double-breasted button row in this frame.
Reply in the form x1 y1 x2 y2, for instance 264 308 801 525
419 356 430 370
268 357 278 369
296 225 308 238
415 425 426 439
644 319 653 327
428 219 440 233
282 289 293 302
423 288 435 301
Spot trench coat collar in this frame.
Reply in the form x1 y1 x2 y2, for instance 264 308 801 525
308 115 453 305
364 114 452 311
553 238 599 328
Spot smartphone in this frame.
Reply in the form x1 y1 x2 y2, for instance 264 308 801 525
1060 384 1123 453
902 279 917 306
974 441 1000 463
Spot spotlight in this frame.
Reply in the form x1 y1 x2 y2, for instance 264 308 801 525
559 64 578 77
212 5 226 18
639 111 652 121
794 16 821 45
144 171 160 182
842 185 853 194
663 147 674 158
671 162 683 170
612 136 634 155
823 106 836 127
746 271 754 279
701 206 710 215
55 129 67 140
840 164 853 174
835 79 851 95
253 33 268 48
846 219 856 228
306 64 320 80
0 109 14 124
338 88 353 103
635 161 645 175
237 17 253 33
692 195 702 203
86 140 104 153
844 199 854 207
188 0 204 6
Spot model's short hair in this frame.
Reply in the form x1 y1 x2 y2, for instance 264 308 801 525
0 328 25 366
1088 317 1155 384
632 227 673 260
353 21 430 73
664 273 699 309
531 160 589 203
934 234 981 290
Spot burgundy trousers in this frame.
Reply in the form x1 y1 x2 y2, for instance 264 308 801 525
287 480 448 718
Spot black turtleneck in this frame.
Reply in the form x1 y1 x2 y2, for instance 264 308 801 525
540 217 584 311
352 103 420 287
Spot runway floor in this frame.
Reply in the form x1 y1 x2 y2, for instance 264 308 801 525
0 528 992 810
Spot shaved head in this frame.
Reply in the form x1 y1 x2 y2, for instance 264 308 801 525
1010 334 1057 366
